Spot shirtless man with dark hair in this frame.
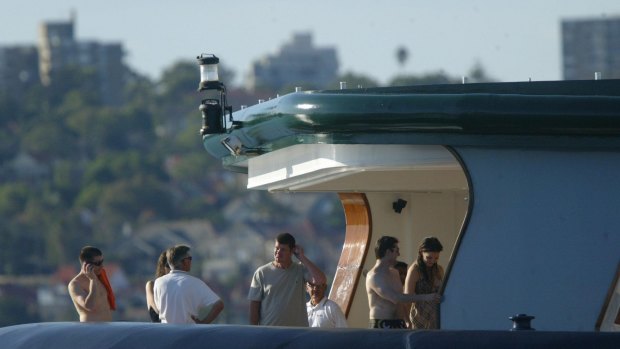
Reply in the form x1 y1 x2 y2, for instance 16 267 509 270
68 246 115 322
366 236 440 328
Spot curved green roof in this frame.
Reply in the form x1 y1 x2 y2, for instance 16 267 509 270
203 80 620 168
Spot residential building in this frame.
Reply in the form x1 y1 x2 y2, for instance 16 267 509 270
37 14 127 105
38 18 76 86
246 33 338 92
562 16 620 80
0 45 39 98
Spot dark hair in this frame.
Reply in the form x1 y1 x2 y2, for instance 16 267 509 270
394 261 408 271
276 233 296 250
167 245 191 269
79 246 102 262
416 236 443 281
375 236 398 259
419 237 443 253
155 250 170 277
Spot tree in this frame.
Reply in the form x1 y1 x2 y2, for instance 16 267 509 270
96 175 174 232
20 120 76 160
389 71 460 86
0 183 30 218
468 61 496 83
396 46 409 68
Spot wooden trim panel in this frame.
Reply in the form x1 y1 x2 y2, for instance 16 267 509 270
328 193 372 317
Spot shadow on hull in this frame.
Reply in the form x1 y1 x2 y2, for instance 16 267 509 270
0 322 618 349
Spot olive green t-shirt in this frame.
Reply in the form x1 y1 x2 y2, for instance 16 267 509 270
248 262 309 326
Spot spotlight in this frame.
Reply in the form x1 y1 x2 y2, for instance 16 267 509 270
392 199 407 213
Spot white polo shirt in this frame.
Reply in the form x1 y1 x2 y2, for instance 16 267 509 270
154 270 220 324
306 297 348 328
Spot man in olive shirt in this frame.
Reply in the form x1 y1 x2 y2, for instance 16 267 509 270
248 233 326 326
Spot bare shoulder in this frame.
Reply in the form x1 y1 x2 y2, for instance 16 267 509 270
368 266 392 286
407 264 422 278
68 274 82 286
68 274 86 295
365 267 379 286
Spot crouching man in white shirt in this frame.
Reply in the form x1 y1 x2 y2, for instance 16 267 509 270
306 278 347 328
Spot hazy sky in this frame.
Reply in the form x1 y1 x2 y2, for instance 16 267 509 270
2 1 618 86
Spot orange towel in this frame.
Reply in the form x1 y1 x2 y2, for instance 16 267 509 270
97 268 116 311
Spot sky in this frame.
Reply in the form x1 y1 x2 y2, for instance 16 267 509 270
1 1 618 86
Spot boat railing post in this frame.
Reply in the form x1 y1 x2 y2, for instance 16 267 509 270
509 313 536 331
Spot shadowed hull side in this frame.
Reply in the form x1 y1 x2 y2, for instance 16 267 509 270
0 322 618 349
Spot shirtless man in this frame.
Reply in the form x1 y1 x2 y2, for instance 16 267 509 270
366 236 440 329
68 246 115 322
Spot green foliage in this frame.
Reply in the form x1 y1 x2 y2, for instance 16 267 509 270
388 71 460 86
83 151 166 186
0 183 30 217
97 175 174 224
20 119 76 159
467 61 497 83
167 152 213 182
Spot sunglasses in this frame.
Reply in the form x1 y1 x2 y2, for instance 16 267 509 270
87 260 104 266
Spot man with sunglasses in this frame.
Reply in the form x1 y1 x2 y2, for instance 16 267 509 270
154 245 224 324
249 232 326 326
68 246 116 322
306 278 348 328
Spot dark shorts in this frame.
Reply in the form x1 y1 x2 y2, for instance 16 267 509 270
369 319 407 329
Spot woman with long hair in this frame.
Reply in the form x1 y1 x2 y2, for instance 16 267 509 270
405 236 444 329
145 250 170 322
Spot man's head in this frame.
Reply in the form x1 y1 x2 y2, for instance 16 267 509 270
374 236 399 260
306 279 327 304
274 233 296 265
79 246 104 275
167 245 192 271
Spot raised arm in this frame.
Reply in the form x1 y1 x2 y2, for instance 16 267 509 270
68 263 102 312
294 245 326 285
